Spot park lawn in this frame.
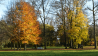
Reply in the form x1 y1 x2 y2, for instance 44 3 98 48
1 46 66 50
46 46 96 49
45 46 65 49
1 46 96 50
1 48 32 50
0 50 98 56
43 46 95 49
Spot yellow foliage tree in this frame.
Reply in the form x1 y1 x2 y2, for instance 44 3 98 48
67 7 89 46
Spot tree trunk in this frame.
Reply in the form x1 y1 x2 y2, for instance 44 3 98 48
36 45 37 49
75 45 76 49
34 45 37 49
61 0 67 49
78 44 79 48
44 39 46 49
92 0 97 49
11 41 12 50
78 44 81 49
17 41 19 50
14 41 15 51
32 45 33 49
70 40 72 48
70 16 73 48
19 41 21 50
42 0 46 49
24 43 26 51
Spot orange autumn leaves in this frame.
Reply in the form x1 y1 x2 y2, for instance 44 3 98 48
13 1 41 45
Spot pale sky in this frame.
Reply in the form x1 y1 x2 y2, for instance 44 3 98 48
0 0 11 18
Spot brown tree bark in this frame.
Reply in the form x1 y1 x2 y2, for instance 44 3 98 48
14 41 15 51
24 43 26 51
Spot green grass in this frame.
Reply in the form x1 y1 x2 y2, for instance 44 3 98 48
1 48 31 50
1 46 95 50
0 50 98 56
1 46 65 50
45 46 65 49
0 46 98 56
44 46 95 49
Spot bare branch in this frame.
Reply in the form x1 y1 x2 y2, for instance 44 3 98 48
94 4 98 8
87 7 93 11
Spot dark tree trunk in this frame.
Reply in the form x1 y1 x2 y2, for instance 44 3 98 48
75 45 76 49
81 42 83 49
60 0 67 49
44 38 46 49
20 42 21 50
70 40 73 48
11 41 12 49
34 45 37 49
17 41 19 50
92 0 97 49
32 45 33 49
34 45 36 49
24 43 26 51
42 0 46 49
78 44 79 48
35 45 37 49
14 41 15 51
70 14 73 48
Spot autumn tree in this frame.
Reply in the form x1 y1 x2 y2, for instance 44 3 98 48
67 1 89 48
57 24 70 46
14 1 41 50
88 25 98 46
39 24 56 46
29 0 52 49
50 0 68 48
5 2 21 50
86 0 98 49
51 0 88 48
0 20 11 49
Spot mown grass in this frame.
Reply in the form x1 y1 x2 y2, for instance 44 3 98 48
0 46 98 56
0 50 98 56
45 46 65 49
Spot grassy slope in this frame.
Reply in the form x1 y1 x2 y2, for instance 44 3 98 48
0 50 98 56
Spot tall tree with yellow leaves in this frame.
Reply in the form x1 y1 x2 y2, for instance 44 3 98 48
14 1 41 50
67 1 89 48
